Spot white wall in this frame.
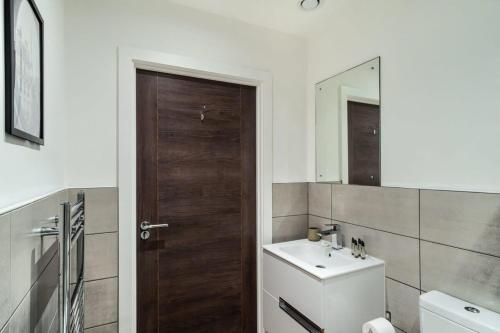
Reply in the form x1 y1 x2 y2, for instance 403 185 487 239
307 0 500 192
0 0 66 211
64 0 308 187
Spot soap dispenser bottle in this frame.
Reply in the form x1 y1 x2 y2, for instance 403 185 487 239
351 238 357 256
360 240 367 260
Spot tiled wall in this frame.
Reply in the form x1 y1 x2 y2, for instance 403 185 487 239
273 182 500 333
69 188 118 333
0 190 66 333
0 187 118 333
272 183 309 243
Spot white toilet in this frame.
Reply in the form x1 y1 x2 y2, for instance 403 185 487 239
364 291 500 333
420 291 500 333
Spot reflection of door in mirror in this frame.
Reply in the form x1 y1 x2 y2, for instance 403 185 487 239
347 101 380 186
315 57 380 184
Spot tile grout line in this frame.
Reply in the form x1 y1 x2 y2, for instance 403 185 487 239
309 212 500 259
272 213 309 219
306 183 310 228
84 275 119 283
386 276 420 292
308 213 420 240
85 230 119 236
418 189 422 292
4 248 59 330
419 239 500 260
84 321 118 330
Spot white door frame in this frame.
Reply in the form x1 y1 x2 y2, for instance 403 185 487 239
118 46 273 333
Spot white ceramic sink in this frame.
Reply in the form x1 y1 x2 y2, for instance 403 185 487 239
263 239 386 332
263 239 384 280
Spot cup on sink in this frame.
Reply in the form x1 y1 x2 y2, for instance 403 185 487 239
307 227 321 242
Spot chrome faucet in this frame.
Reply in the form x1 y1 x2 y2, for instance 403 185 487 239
317 223 343 250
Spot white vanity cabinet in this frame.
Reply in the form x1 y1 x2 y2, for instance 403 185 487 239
263 240 385 333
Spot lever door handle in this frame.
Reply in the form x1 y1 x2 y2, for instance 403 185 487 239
140 221 169 231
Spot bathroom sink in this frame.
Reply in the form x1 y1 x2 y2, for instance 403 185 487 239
263 239 384 280
263 239 386 332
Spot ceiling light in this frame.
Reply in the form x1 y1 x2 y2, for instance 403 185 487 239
300 0 320 10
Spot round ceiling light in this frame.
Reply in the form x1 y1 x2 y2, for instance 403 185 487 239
300 0 320 10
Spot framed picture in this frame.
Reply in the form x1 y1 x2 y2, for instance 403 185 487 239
4 0 44 144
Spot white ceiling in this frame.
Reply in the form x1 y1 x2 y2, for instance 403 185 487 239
167 0 337 38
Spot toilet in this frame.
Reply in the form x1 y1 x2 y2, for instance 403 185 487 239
364 291 500 333
420 291 500 333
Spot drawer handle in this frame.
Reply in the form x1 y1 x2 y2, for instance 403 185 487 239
279 297 324 333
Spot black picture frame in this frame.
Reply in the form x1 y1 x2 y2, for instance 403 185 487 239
4 0 44 145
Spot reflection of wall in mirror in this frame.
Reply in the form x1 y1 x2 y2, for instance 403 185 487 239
315 59 379 183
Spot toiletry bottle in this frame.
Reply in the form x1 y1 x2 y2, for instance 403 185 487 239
360 240 366 260
351 238 357 256
355 238 362 258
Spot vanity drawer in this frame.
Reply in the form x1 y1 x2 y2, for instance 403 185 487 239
263 251 324 326
263 290 309 333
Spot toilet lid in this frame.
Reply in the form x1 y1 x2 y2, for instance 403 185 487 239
420 291 500 333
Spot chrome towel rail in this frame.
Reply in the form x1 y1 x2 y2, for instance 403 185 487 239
60 191 85 333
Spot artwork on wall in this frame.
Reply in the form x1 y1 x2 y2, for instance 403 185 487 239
4 0 44 144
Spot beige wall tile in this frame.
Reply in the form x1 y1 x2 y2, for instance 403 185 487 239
421 241 500 313
421 190 500 256
85 233 118 281
84 277 118 328
70 188 118 234
10 195 60 311
309 183 332 219
339 222 420 288
272 215 308 243
332 185 419 237
0 214 11 329
272 183 308 217
308 215 330 229
9 254 59 333
84 322 118 333
386 278 420 333
0 322 8 333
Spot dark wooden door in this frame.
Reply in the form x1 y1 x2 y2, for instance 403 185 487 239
347 101 380 186
136 70 257 333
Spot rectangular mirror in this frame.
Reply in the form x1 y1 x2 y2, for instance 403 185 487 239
315 57 380 185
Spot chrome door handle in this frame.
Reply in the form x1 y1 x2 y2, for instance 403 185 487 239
140 221 169 231
140 221 168 240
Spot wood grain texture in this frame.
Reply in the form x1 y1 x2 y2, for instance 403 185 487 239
347 101 380 186
136 69 159 333
137 71 257 333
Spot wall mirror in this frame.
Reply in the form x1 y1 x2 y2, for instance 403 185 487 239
315 57 380 185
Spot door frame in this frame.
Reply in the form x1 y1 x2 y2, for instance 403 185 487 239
118 46 273 333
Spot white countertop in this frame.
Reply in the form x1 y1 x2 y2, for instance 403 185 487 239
263 239 384 280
